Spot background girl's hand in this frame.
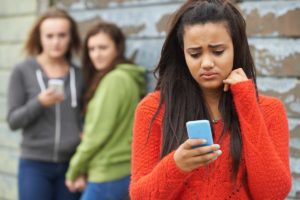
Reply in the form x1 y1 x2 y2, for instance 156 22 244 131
73 175 86 192
38 88 64 107
65 179 76 192
65 175 86 192
173 139 222 172
223 68 248 91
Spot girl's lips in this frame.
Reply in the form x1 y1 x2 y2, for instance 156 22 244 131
201 72 218 80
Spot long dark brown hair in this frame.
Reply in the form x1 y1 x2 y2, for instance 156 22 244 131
24 7 81 61
153 0 257 180
82 22 131 113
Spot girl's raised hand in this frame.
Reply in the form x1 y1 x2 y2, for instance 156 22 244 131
223 68 248 92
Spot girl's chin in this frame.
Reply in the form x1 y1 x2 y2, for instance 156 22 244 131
94 66 109 71
48 52 66 58
198 82 223 91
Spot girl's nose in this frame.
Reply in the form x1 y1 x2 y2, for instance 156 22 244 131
201 56 214 70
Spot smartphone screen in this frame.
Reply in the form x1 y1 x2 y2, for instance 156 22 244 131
186 120 213 147
48 79 64 95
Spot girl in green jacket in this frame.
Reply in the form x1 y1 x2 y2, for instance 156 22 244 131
65 22 146 200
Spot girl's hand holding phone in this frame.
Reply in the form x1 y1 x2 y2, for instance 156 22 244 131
174 120 221 172
38 88 64 107
174 139 222 172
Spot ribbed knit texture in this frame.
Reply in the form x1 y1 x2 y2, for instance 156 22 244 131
130 80 291 200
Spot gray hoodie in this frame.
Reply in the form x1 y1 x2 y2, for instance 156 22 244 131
7 58 85 162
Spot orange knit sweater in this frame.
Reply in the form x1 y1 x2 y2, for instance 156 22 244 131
130 80 291 200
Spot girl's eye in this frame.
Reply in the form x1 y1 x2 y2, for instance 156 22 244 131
58 33 67 38
214 50 224 56
46 34 53 39
190 53 200 58
99 46 108 50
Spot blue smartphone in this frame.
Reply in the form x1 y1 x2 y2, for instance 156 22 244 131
186 120 213 147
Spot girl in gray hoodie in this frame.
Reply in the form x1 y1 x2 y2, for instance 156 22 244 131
7 7 84 200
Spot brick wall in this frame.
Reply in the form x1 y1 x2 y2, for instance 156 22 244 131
0 0 299 199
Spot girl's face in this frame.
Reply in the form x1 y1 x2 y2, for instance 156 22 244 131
183 22 234 93
88 32 118 71
40 18 71 59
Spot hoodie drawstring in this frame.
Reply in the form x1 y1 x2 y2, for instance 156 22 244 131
36 70 46 91
70 67 77 108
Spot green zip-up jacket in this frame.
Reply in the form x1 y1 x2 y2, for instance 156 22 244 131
66 63 146 182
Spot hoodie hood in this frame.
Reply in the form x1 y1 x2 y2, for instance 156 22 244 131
116 63 146 97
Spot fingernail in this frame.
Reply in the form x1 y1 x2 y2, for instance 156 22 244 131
216 150 222 155
202 139 207 143
214 144 220 149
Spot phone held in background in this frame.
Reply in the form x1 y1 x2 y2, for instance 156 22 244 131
186 120 213 147
48 79 64 96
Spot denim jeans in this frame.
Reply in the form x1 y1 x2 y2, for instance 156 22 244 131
18 158 81 200
81 175 130 200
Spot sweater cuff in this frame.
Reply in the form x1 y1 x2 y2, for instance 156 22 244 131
163 151 192 184
230 80 257 107
230 80 255 97
66 159 87 181
66 168 79 181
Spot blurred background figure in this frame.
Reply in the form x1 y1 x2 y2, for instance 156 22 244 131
65 22 146 200
6 7 84 200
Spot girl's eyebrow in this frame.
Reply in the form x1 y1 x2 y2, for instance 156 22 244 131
208 44 225 48
186 44 225 51
187 47 202 51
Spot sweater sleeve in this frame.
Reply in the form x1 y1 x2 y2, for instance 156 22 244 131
66 72 126 181
130 96 192 200
230 80 291 199
6 66 44 130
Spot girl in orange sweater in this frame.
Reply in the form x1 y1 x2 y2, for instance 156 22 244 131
130 0 292 199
